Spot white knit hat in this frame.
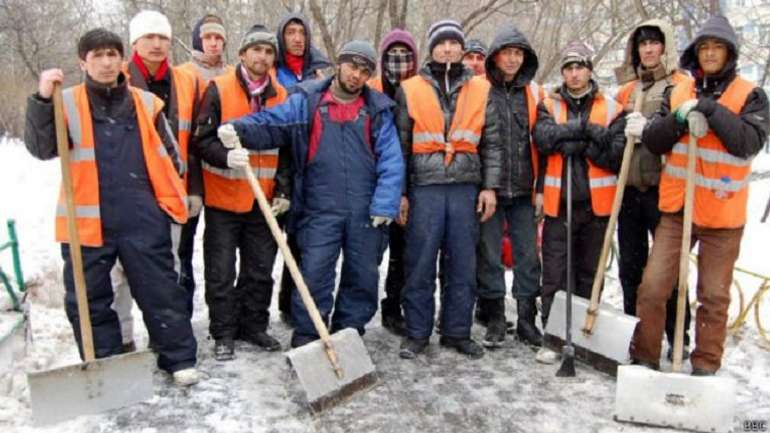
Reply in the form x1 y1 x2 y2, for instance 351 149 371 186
129 10 172 45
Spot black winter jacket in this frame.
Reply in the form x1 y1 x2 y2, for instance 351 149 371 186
533 82 627 205
25 73 183 175
394 62 502 191
485 25 543 199
193 68 292 200
642 15 769 159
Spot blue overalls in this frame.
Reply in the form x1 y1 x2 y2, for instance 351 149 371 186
292 103 388 339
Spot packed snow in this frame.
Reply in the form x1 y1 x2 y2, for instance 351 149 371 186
0 137 768 432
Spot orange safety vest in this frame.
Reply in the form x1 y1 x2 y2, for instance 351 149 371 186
524 81 544 201
615 71 690 109
662 77 755 228
55 84 188 247
169 67 198 180
367 76 384 93
176 62 235 98
542 92 621 217
401 75 491 166
202 70 288 213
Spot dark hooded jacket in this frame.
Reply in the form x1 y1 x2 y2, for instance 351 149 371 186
375 29 418 99
533 81 627 204
275 13 332 90
642 15 769 159
485 25 543 199
394 62 502 190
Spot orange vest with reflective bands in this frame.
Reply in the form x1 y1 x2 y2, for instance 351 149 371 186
169 67 198 182
523 81 544 201
202 71 288 213
662 77 755 228
55 84 188 247
176 62 235 98
401 75 491 166
366 76 384 93
542 92 621 217
615 71 690 109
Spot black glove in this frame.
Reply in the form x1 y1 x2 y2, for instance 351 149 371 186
559 118 586 141
585 123 609 144
559 139 588 156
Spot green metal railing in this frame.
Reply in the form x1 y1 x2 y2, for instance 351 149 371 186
0 219 25 311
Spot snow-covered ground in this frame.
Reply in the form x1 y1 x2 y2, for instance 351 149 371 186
0 137 769 432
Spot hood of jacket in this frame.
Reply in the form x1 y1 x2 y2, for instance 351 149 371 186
679 15 739 78
378 28 418 75
615 19 679 85
276 13 332 75
485 24 538 87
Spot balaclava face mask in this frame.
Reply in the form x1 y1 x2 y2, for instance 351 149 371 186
383 50 415 86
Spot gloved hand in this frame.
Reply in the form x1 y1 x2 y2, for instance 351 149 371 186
218 124 240 149
271 197 291 217
559 139 588 156
226 148 250 168
534 193 544 223
371 216 393 227
624 112 647 138
558 118 586 141
687 111 709 138
675 99 698 123
188 195 203 218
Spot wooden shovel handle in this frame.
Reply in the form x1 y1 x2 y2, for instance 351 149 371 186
672 134 697 372
583 87 645 334
234 141 343 378
54 83 96 362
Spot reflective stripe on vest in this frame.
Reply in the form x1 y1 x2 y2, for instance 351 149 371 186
661 76 755 228
542 92 621 217
202 70 287 213
56 85 188 247
402 74 491 166
171 67 198 185
525 81 543 202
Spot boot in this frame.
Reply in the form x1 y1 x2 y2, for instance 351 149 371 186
399 337 429 359
213 338 235 361
241 330 282 352
381 306 408 337
173 368 202 386
439 336 485 359
480 298 506 349
476 302 514 331
515 298 543 347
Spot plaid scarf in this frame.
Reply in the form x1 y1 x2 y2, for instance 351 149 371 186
383 52 414 86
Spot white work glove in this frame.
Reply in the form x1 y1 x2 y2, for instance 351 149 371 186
371 216 392 227
624 112 647 138
675 99 698 123
188 195 203 218
226 148 250 169
534 193 544 223
218 124 240 149
687 111 709 139
271 197 291 217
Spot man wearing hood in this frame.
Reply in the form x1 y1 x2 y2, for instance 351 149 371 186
632 15 768 375
274 12 332 327
367 28 419 336
395 20 502 360
462 39 487 76
615 20 692 361
274 13 332 90
533 41 626 364
217 40 403 349
178 14 234 89
475 24 545 349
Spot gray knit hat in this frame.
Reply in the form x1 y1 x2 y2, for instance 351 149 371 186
560 40 594 71
427 19 465 53
239 24 277 54
464 39 487 57
338 40 377 73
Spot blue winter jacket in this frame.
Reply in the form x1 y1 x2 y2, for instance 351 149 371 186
230 76 404 232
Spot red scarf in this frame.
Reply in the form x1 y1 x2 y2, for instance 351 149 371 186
132 51 169 82
284 52 305 78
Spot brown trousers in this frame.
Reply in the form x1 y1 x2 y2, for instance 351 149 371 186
631 213 743 372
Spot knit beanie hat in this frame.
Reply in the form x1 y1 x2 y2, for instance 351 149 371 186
427 19 465 53
560 40 594 71
464 39 488 57
634 26 665 47
129 10 172 45
239 24 278 54
192 14 226 52
338 40 377 73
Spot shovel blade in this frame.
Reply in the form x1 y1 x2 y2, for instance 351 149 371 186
28 350 155 425
615 365 736 433
544 291 638 368
286 328 377 412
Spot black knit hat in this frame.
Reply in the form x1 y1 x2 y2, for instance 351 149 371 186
634 26 665 47
78 28 124 60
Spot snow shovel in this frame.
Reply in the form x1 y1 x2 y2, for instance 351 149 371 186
27 83 154 425
233 140 376 412
614 134 736 433
548 90 645 375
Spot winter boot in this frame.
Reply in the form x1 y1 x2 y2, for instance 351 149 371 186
213 338 235 361
479 298 506 348
399 337 429 359
173 368 202 386
242 330 282 352
439 336 485 359
476 302 514 331
516 298 543 347
381 305 408 337
290 333 318 349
